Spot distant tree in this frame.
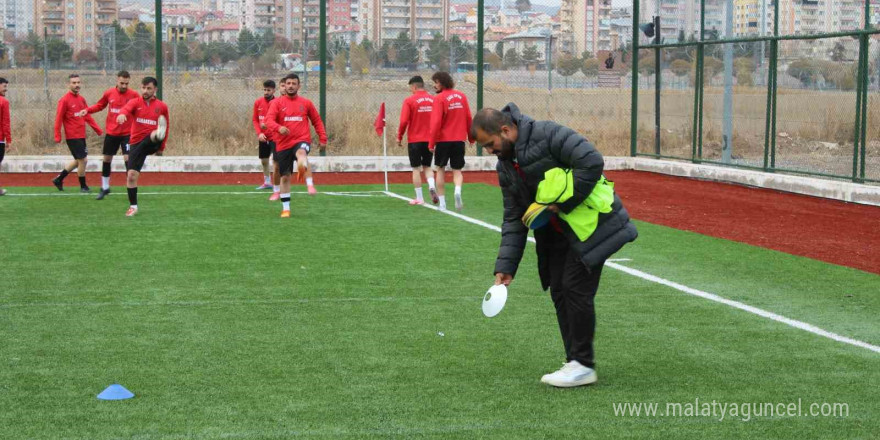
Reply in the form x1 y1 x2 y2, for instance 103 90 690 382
503 47 520 69
582 57 600 76
556 54 581 77
521 44 540 66
74 49 99 65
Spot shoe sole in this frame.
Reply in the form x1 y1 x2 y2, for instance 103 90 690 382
52 181 63 191
542 375 598 388
96 192 109 200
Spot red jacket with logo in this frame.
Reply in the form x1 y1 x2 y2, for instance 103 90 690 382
54 92 103 142
428 88 474 151
397 90 434 144
0 96 10 144
87 87 141 136
264 94 327 152
252 96 276 142
119 96 170 151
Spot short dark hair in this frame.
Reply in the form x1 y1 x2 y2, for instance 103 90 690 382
283 73 300 83
68 74 80 80
142 77 158 87
116 70 130 78
0 78 7 85
431 72 454 90
471 108 513 139
263 79 276 89
408 76 424 87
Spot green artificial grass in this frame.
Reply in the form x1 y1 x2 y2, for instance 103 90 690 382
1 184 877 439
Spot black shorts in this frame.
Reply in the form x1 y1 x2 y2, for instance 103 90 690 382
66 139 88 159
127 137 162 172
0 144 5 164
258 141 275 159
275 142 310 176
408 142 433 168
433 141 466 170
103 135 131 157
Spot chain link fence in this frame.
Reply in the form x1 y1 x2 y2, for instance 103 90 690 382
0 0 876 182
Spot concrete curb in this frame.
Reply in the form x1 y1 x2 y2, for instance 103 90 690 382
2 155 877 206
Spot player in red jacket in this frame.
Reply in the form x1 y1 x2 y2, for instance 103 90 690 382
265 73 327 217
51 74 104 193
83 70 141 200
397 76 437 205
253 79 277 191
0 78 10 196
428 71 474 211
116 77 169 217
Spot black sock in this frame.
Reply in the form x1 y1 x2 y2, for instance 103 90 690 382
127 187 137 206
102 162 111 177
281 196 290 202
78 176 87 188
58 169 69 180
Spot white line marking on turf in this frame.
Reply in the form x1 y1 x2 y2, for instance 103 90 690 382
383 191 880 354
0 295 482 309
5 190 384 197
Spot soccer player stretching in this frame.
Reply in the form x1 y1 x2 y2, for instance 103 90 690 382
83 70 140 200
52 74 103 193
265 73 327 218
115 77 169 217
397 76 437 205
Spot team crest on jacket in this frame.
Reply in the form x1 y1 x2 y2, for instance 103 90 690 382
299 105 305 112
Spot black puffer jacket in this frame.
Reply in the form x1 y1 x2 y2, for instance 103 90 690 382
493 103 638 289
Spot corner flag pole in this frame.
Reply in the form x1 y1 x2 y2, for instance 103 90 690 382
383 125 389 192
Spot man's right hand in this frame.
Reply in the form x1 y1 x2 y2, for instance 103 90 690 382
494 273 514 286
116 114 127 125
258 133 267 142
278 127 290 135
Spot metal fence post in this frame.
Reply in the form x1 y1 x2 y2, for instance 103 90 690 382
155 0 163 99
852 35 865 182
319 0 327 156
629 0 640 157
477 0 484 156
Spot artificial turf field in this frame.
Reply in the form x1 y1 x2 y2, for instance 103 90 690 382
1 183 878 439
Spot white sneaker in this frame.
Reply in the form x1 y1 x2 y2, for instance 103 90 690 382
454 193 463 211
540 361 597 388
152 115 167 142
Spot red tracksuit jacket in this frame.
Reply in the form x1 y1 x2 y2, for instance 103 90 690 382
54 92 102 142
0 96 10 144
253 96 276 142
265 94 327 152
119 96 170 151
428 88 474 151
87 87 141 136
397 90 434 144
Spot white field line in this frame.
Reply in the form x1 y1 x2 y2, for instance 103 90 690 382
382 191 880 354
0 295 482 309
5 190 385 197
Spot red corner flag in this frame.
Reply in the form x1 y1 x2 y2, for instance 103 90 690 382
374 102 386 136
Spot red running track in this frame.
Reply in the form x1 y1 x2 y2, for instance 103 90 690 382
2 170 877 274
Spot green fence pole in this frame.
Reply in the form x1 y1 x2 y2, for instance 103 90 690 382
852 36 865 181
691 46 700 162
319 0 327 156
697 44 704 163
768 40 778 170
859 35 869 182
155 0 163 99
476 0 484 156
630 0 639 157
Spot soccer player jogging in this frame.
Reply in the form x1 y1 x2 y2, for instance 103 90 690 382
82 70 140 200
472 104 637 388
52 74 104 193
265 73 327 218
253 79 277 191
428 72 474 211
0 78 11 196
397 76 438 205
115 77 169 217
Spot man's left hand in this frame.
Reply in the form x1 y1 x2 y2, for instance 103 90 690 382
546 204 560 213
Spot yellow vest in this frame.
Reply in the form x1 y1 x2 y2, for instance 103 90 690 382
535 168 615 241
